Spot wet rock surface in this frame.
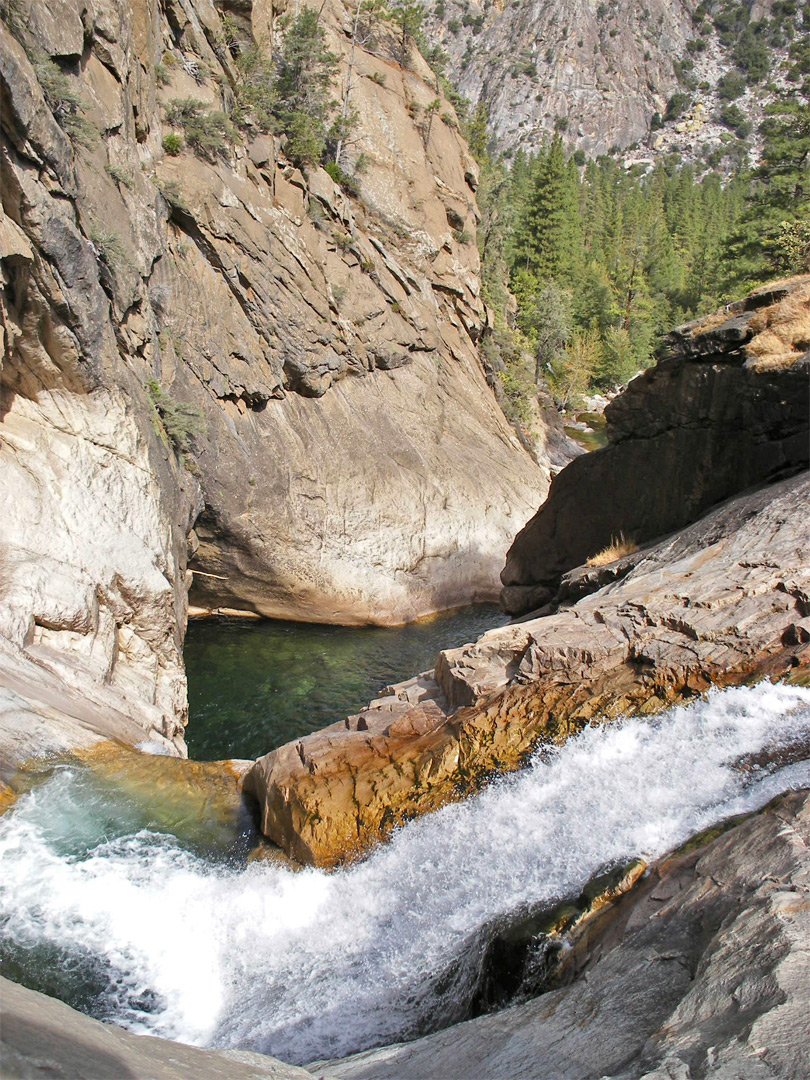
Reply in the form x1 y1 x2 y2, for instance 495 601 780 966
245 471 810 867
501 277 810 615
0 975 314 1080
322 789 810 1080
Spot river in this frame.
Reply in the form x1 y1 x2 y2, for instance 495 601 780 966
1 675 809 1065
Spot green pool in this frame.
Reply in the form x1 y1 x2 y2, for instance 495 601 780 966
184 604 507 761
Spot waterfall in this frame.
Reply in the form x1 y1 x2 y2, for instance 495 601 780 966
1 682 809 1065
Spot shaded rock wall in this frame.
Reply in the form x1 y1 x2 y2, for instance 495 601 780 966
0 16 201 768
501 277 810 616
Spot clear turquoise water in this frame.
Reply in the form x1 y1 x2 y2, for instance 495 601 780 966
184 605 508 761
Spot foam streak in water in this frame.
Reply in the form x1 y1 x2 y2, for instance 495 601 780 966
2 683 810 1063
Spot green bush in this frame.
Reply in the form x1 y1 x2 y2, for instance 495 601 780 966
232 43 277 132
154 178 189 214
716 70 746 101
164 98 235 161
272 8 339 166
89 224 130 268
162 132 183 155
105 163 134 188
33 54 98 147
146 381 205 453
663 93 691 122
323 160 360 197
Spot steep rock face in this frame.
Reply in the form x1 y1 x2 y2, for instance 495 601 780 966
1 0 546 630
0 0 549 768
501 277 810 616
244 471 810 867
427 0 694 157
427 0 784 162
0 30 201 771
323 789 810 1079
163 0 548 624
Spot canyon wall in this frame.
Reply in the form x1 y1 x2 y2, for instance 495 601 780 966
502 276 810 616
426 0 785 163
0 0 550 773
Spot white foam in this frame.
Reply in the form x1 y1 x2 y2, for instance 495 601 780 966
2 682 810 1063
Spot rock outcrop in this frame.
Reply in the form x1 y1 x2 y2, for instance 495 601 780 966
0 975 314 1080
244 470 810 867
0 0 553 772
322 788 810 1079
501 276 810 616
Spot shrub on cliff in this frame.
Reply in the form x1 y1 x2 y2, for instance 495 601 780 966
146 381 206 454
32 53 97 147
232 42 278 133
164 98 235 161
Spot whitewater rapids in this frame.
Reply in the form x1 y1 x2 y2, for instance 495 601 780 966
2 682 810 1065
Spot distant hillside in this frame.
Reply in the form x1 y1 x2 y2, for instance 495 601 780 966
425 0 807 168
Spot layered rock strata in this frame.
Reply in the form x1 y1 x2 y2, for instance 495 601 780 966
501 276 810 617
322 789 810 1080
244 470 810 867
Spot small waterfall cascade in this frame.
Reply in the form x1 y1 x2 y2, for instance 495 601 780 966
1 682 809 1065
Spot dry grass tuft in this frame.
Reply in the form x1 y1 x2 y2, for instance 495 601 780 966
586 533 639 567
746 281 810 368
690 309 731 337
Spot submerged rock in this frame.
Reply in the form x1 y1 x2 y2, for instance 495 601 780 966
244 471 810 867
501 277 810 615
322 789 810 1079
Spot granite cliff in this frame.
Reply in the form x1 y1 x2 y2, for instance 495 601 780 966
426 0 789 164
0 0 554 774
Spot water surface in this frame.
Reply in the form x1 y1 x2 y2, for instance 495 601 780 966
2 683 809 1063
184 604 507 761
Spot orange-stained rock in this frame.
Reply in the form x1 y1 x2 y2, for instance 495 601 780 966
245 471 810 867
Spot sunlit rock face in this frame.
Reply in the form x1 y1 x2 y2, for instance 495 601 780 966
0 0 553 770
425 0 695 158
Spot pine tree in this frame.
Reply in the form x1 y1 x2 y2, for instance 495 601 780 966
724 80 810 287
273 8 339 166
515 135 581 283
